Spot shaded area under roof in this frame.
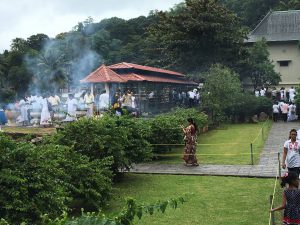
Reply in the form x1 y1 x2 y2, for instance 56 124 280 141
246 10 300 43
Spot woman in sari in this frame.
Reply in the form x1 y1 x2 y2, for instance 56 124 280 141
181 118 199 166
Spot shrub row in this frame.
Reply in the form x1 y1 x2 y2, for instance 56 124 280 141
0 108 208 224
146 108 208 153
0 133 113 225
224 93 273 122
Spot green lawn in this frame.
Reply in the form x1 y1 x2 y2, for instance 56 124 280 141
152 121 272 165
272 180 284 224
105 174 274 225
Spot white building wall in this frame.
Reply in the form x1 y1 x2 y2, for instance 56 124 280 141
268 42 300 87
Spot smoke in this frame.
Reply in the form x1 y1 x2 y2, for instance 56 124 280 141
25 32 102 96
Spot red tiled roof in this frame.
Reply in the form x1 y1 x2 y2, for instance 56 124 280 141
121 73 197 85
81 64 125 83
108 62 185 77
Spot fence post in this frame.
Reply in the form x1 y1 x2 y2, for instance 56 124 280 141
250 143 254 165
278 152 281 177
270 195 275 225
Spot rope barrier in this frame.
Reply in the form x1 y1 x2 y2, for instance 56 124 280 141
151 143 256 146
153 152 279 157
252 127 263 144
269 170 279 225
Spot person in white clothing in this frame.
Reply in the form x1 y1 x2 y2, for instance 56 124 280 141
280 87 286 101
289 87 296 103
188 90 195 107
272 102 280 122
18 98 29 126
254 89 260 97
260 87 266 97
84 90 94 117
288 103 297 121
131 92 137 109
64 94 78 122
98 90 109 111
40 97 51 126
282 129 300 178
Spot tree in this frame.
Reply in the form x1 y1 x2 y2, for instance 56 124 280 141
220 0 278 28
202 64 242 123
275 0 300 10
145 0 247 73
26 34 49 51
239 39 281 90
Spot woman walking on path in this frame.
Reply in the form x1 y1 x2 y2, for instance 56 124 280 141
181 118 199 166
282 129 300 178
271 171 300 225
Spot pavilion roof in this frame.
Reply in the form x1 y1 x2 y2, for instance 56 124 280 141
80 64 125 83
81 63 196 85
108 62 185 77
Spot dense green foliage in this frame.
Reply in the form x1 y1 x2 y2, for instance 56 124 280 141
146 0 247 73
0 133 113 225
0 0 285 102
41 196 187 225
47 116 152 173
0 196 187 225
201 64 242 124
147 108 208 153
224 94 273 122
238 39 281 90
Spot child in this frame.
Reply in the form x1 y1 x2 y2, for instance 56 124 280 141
271 171 300 224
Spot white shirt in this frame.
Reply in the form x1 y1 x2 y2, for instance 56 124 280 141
284 139 300 168
260 89 265 96
99 93 109 109
67 98 78 115
272 104 279 113
188 91 195 99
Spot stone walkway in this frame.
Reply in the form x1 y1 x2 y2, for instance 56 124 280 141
129 121 300 178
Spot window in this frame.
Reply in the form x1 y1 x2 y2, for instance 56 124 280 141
278 60 290 67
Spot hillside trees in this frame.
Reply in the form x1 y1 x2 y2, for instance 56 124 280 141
145 0 247 73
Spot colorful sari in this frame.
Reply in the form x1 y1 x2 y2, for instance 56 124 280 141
183 124 198 166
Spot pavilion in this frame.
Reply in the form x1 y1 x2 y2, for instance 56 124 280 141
80 62 197 114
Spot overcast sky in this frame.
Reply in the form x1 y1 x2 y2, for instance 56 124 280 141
0 0 183 53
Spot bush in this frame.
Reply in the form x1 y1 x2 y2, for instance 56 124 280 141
0 88 15 104
147 108 208 153
48 116 152 173
0 133 113 224
224 93 273 122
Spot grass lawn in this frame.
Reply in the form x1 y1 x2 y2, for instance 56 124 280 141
105 174 274 225
272 180 284 224
152 121 272 165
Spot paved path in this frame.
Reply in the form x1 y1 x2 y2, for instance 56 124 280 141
129 121 300 178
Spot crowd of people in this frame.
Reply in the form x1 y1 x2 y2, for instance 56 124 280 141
273 101 297 122
255 86 296 102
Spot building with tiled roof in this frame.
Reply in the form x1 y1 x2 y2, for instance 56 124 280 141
81 62 197 114
246 10 300 87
